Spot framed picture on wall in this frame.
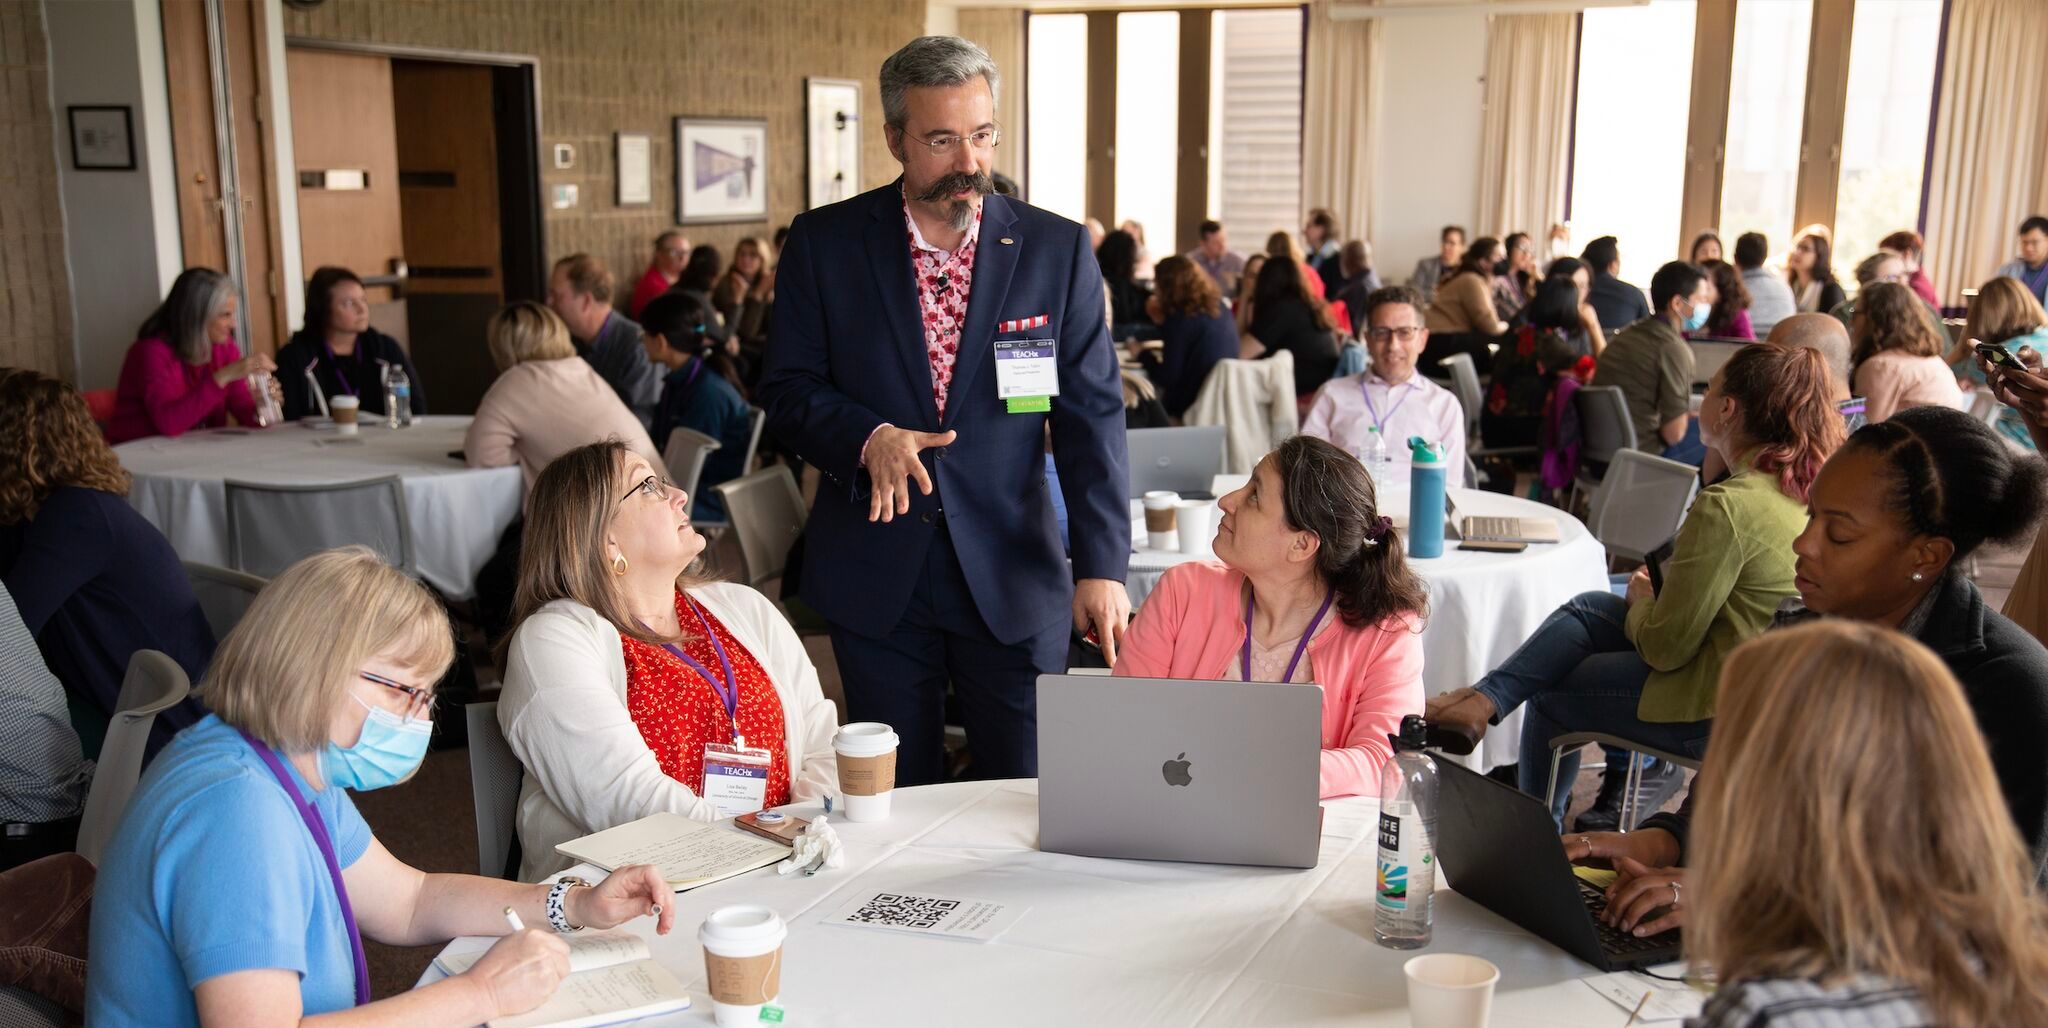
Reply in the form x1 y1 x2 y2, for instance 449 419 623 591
805 78 862 210
68 106 135 171
615 132 652 206
674 117 767 224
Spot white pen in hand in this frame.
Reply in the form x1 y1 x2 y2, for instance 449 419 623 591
504 906 526 933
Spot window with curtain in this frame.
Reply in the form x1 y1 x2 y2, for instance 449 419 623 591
1206 7 1303 248
1115 11 1180 260
1833 0 1942 271
1025 13 1088 224
1568 0 1697 286
1717 0 1812 261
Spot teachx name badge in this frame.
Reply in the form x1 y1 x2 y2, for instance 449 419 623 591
993 338 1059 402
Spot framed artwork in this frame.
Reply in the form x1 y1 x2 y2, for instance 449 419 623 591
805 78 862 210
674 117 767 224
615 132 652 206
68 106 135 171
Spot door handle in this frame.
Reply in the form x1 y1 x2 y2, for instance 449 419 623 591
359 258 409 298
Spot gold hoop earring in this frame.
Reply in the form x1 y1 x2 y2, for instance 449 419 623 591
611 554 629 576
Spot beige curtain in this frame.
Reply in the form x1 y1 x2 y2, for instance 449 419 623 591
1923 0 2048 303
958 8 1026 186
1302 1 1380 244
1477 13 1576 241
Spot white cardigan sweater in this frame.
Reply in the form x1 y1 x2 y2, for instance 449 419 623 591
499 582 840 880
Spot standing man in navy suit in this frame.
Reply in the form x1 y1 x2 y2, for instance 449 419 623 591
758 36 1130 786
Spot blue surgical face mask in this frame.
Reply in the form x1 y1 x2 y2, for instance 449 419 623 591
320 695 432 791
1684 300 1713 332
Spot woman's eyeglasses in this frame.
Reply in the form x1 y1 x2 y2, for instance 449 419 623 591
616 474 676 508
360 670 435 721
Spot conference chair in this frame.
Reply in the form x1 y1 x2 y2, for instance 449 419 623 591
465 701 523 880
710 465 808 592
740 406 767 475
75 651 191 866
1546 730 1703 833
183 561 267 642
1582 449 1701 564
662 428 723 520
1968 388 2003 428
1182 353 1299 474
1568 386 1637 511
225 476 414 579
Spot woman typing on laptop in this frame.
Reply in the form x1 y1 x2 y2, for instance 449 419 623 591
1112 436 1427 798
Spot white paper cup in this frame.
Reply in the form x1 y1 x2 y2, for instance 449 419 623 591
833 722 899 822
1404 954 1499 1028
700 906 786 1027
329 395 360 435
1143 490 1181 549
1175 499 1216 558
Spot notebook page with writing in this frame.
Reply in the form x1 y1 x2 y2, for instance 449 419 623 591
488 959 692 1028
434 930 649 977
555 812 789 890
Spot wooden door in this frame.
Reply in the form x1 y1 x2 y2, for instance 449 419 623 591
286 48 408 341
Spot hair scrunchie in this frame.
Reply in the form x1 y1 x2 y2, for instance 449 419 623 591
1362 514 1394 545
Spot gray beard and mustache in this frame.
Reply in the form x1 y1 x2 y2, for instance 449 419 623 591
913 171 994 231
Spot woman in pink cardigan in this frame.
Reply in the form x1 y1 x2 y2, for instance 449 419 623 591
1114 436 1428 798
107 268 279 444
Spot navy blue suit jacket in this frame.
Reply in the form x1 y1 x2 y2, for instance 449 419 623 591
758 183 1129 644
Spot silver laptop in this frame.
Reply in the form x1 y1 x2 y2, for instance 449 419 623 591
1037 674 1323 868
1127 426 1226 500
1444 493 1560 544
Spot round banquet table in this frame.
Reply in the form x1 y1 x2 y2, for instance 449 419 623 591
113 416 521 600
1127 486 1610 772
422 781 1675 1026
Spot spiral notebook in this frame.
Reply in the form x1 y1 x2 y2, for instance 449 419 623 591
433 931 691 1028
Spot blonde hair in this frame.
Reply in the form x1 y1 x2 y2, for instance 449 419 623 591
203 547 454 762
487 300 578 371
1689 622 2048 1026
1264 230 1304 265
1954 276 2048 364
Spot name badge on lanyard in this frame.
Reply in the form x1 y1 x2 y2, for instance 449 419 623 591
662 600 774 818
995 337 1058 413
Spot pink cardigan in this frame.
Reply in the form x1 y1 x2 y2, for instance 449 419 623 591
467 357 661 489
1113 561 1425 799
106 336 259 444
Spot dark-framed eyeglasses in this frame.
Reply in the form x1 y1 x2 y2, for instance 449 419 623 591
616 474 676 508
1367 326 1425 344
360 670 436 720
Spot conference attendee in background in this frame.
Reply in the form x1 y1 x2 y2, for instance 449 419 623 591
674 245 730 341
629 230 691 319
1098 229 1154 340
0 584 92 870
1114 436 1425 799
713 235 776 359
1689 230 1722 265
548 254 661 429
1734 231 1796 338
1184 219 1247 297
1139 255 1238 420
87 547 676 1026
0 370 212 757
1680 625 2048 1027
1997 215 2048 306
468 302 659 489
1539 256 1607 357
637 291 752 521
1695 260 1753 340
1572 406 2048 913
1786 231 1845 314
1407 224 1465 305
1851 282 1962 423
1543 222 1573 265
1332 241 1382 335
1302 208 1344 296
1953 276 2048 451
1265 231 1325 299
1423 236 1509 337
1487 278 1595 449
1083 217 1106 251
757 36 1130 786
497 443 840 879
1581 236 1652 335
1302 286 1465 473
1430 344 1845 825
1879 228 1940 308
1233 253 1268 335
1246 255 1343 397
107 267 278 444
276 266 426 422
1768 312 1858 416
1118 219 1155 282
1591 261 1710 463
1496 231 1537 323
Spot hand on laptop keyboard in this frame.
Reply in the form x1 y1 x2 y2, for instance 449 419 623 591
1600 857 1687 937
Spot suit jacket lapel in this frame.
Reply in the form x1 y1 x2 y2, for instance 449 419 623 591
947 195 1020 428
865 183 941 429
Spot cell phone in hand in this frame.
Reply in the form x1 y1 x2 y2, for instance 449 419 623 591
1645 539 1676 596
1977 342 2022 371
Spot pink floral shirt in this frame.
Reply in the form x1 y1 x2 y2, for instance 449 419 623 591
903 198 982 418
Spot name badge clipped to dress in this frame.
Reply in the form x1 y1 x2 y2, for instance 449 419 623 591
994 334 1059 414
702 741 774 819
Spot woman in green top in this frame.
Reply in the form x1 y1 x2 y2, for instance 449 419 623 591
1429 344 1846 824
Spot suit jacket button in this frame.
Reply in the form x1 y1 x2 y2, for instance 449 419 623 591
920 511 935 524
934 447 947 460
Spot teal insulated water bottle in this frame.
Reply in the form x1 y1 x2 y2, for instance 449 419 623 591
1406 437 1447 558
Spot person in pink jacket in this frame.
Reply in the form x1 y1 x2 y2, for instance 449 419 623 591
107 267 279 444
1114 435 1427 798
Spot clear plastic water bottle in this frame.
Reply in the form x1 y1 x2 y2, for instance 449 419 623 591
249 370 282 428
1363 426 1394 492
1375 714 1439 949
384 364 413 429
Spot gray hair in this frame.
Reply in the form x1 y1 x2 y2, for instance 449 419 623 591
138 267 238 365
880 36 1000 130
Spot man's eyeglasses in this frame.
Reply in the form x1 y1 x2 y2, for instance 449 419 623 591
1367 326 1425 344
361 670 435 721
905 126 1002 157
659 247 688 258
616 474 676 508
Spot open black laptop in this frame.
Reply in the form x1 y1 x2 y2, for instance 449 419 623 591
1435 758 1682 971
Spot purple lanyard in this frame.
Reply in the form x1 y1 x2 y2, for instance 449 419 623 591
660 598 742 741
319 340 363 397
681 357 707 391
1242 590 1337 683
1360 379 1413 436
237 729 371 1007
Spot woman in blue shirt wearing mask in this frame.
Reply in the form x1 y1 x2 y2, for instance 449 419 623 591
87 547 674 1027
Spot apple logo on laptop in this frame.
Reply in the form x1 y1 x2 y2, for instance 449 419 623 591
1161 752 1192 787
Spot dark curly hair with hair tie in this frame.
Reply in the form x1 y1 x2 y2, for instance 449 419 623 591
1269 436 1428 630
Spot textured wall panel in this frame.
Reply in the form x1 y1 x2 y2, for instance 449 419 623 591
0 0 77 380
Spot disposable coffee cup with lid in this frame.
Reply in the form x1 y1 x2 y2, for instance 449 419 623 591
833 722 899 823
699 905 786 1028
1142 490 1181 549
329 395 360 435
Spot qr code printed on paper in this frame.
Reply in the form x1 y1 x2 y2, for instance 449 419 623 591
844 893 960 929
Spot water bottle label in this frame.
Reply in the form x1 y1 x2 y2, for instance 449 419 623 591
1375 811 1434 914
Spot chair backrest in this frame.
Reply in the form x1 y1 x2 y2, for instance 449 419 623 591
1184 353 1298 474
183 561 267 642
663 428 723 519
1438 352 1484 439
740 406 767 475
225 476 414 579
75 650 192 865
1584 449 1702 562
1572 386 1638 470
465 701 524 879
710 465 808 589
1968 388 2003 426
82 388 117 428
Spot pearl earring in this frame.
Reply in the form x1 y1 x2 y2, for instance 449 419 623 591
1911 572 1923 582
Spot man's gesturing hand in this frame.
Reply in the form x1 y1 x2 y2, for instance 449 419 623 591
863 426 958 522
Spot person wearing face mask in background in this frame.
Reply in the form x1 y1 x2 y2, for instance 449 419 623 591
86 548 675 1027
1590 261 1713 465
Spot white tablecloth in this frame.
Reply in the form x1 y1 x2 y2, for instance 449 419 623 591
423 781 1672 1026
1127 487 1610 771
114 416 522 599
